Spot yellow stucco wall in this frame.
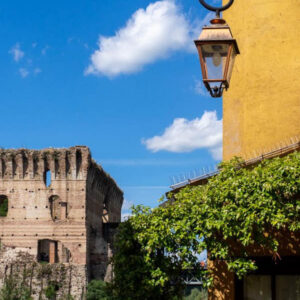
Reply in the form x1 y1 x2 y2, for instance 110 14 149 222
209 2 300 299
222 0 300 160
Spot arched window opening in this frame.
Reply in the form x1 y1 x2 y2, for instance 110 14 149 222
38 239 58 264
49 195 67 221
0 195 8 217
44 169 51 187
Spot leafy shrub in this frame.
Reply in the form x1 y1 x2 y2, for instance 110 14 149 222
109 152 300 299
86 280 109 300
0 276 32 300
45 282 59 300
184 288 207 300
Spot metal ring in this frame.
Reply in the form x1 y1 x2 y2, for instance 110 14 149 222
198 0 234 12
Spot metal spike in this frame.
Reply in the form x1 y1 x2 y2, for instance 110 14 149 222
172 176 176 185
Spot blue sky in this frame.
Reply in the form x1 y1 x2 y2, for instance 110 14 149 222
0 0 222 217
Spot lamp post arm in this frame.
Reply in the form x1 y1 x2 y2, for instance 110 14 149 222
198 0 234 17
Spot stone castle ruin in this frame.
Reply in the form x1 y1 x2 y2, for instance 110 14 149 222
0 146 123 299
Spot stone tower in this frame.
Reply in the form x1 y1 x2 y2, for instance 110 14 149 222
0 146 123 297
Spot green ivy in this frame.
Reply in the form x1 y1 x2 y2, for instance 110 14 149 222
109 152 300 299
0 197 8 217
0 276 32 300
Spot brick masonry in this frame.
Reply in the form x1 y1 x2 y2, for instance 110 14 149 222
0 146 123 299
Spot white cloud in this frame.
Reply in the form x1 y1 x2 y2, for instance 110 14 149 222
142 111 222 160
121 213 132 221
19 68 29 78
85 0 211 77
121 199 134 221
9 43 24 62
122 199 134 211
194 79 209 96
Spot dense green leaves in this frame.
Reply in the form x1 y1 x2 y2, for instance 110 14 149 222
0 276 32 300
0 197 8 217
86 280 109 300
110 152 300 299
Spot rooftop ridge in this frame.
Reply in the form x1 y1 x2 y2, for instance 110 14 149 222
170 139 300 191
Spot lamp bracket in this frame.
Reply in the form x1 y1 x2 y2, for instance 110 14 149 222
198 0 234 17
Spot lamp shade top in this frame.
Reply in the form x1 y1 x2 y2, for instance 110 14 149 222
196 24 240 54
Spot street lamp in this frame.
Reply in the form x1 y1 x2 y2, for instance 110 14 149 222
195 0 239 98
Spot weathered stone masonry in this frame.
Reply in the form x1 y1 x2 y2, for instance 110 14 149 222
0 146 123 298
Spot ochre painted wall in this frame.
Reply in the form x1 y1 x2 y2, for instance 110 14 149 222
208 1 300 299
222 0 300 160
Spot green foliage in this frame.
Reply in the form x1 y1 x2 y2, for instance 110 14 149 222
45 282 59 299
184 288 207 300
86 280 109 300
0 197 8 217
61 295 74 300
110 152 300 298
0 262 74 300
0 276 32 300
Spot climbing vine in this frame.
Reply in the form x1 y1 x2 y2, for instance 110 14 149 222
109 151 300 299
0 252 76 300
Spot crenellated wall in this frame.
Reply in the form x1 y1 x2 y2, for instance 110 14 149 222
0 146 123 299
0 146 90 181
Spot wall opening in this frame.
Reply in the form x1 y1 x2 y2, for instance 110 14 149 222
33 156 38 177
38 239 58 263
62 245 71 263
55 159 59 178
45 169 51 187
49 196 67 221
60 202 67 220
65 153 70 177
12 158 17 177
1 159 6 177
23 155 28 178
102 202 108 223
0 195 8 217
76 150 82 178
49 195 60 220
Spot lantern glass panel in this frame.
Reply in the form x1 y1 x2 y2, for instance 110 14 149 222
226 46 237 83
200 43 229 80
